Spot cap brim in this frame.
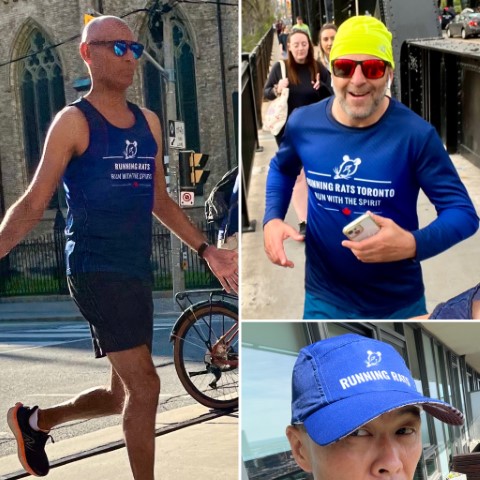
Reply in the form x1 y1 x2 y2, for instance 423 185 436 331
303 390 464 446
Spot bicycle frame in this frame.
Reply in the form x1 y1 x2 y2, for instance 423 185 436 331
170 289 239 409
170 289 238 367
174 288 238 311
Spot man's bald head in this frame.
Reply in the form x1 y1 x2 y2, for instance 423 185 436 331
79 15 138 88
81 16 133 43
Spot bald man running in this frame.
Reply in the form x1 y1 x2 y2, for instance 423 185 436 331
3 16 237 478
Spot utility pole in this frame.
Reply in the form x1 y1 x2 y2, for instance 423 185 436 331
161 14 185 297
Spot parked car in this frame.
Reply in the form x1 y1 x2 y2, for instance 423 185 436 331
446 11 480 38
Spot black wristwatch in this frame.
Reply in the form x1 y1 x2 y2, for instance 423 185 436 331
197 242 210 259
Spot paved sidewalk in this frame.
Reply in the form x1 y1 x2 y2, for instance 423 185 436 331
0 404 238 479
242 39 480 319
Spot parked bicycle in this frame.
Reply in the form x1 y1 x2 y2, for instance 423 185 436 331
170 288 238 410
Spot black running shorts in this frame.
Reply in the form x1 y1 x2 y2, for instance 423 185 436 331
67 272 154 358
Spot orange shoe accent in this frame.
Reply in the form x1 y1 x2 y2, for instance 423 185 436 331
7 402 38 477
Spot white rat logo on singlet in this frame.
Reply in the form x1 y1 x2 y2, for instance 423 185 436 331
124 140 138 159
333 155 362 180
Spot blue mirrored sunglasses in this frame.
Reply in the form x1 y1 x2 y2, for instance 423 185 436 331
88 40 144 59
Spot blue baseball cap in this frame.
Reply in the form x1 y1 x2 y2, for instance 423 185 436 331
291 334 464 446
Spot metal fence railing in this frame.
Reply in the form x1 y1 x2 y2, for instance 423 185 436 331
401 38 480 169
241 27 274 234
247 27 274 132
0 220 219 297
0 233 68 296
183 222 221 290
151 224 173 290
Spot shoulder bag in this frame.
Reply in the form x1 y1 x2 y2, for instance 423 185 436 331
263 61 289 136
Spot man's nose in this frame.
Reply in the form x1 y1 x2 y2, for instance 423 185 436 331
350 64 367 84
123 46 136 61
371 437 403 476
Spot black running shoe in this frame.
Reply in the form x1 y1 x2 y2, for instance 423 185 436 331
7 403 53 477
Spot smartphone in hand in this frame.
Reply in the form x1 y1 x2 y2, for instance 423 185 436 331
342 213 380 242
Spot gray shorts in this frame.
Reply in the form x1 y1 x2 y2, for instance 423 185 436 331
67 272 154 358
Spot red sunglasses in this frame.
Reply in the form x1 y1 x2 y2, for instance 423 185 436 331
332 59 390 79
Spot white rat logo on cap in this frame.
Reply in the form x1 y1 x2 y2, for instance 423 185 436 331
365 350 382 368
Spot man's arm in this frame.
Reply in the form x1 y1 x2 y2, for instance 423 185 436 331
263 124 304 268
143 109 238 293
341 212 417 263
0 107 83 259
341 129 479 263
411 130 479 260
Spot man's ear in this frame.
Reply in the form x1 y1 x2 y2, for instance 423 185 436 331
80 42 90 64
286 426 313 472
473 300 480 319
386 68 394 90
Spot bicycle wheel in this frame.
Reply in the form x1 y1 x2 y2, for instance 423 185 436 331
173 300 238 410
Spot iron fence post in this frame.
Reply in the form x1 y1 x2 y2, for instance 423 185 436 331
53 207 68 294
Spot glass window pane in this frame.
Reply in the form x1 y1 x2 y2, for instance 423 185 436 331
420 332 437 449
20 29 65 186
243 322 309 352
52 66 66 111
242 346 296 459
242 323 311 479
172 24 200 152
327 323 355 338
432 343 450 475
143 49 168 154
422 333 440 399
404 324 421 382
21 72 39 176
36 71 51 143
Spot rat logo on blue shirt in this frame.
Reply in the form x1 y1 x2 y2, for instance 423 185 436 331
365 350 382 368
333 155 362 180
124 140 138 159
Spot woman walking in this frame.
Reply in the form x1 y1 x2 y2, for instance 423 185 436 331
264 28 333 233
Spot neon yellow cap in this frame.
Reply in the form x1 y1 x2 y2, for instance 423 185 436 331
330 16 394 70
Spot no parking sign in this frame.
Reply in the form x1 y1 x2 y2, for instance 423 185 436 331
180 191 195 206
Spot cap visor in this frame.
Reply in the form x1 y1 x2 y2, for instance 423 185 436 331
303 390 464 446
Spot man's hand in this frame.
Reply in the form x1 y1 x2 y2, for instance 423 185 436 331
341 212 416 263
202 247 238 294
264 219 305 268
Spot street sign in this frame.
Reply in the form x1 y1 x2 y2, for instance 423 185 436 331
180 190 195 206
169 120 185 149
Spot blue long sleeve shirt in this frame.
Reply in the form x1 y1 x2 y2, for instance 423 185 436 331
264 97 479 317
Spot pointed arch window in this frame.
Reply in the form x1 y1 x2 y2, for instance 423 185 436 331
144 18 200 153
172 22 200 152
20 30 66 177
143 19 168 154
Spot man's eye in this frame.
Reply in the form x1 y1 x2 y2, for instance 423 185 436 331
349 428 369 437
397 427 415 435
